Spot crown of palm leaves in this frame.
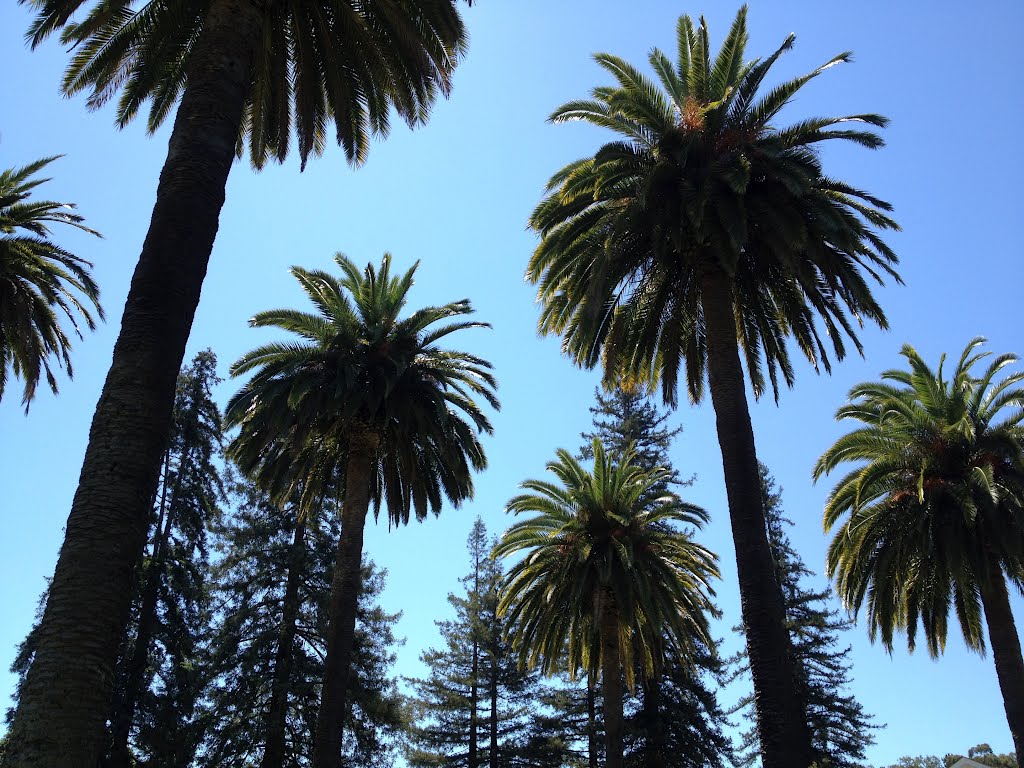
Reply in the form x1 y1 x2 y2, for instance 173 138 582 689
496 440 718 686
1 155 103 408
527 6 900 405
226 252 498 526
815 338 1024 656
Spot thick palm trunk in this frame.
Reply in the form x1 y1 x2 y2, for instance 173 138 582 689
699 270 813 768
3 3 261 766
261 517 308 768
312 432 380 768
979 569 1024 764
598 589 624 768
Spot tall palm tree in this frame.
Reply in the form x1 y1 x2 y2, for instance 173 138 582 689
8 3 469 765
814 338 1024 764
226 252 498 768
0 155 102 409
495 441 718 768
525 9 899 766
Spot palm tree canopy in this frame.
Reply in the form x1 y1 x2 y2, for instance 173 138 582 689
814 338 1024 656
226 252 498 526
527 6 901 405
495 440 718 687
0 155 103 408
22 0 469 168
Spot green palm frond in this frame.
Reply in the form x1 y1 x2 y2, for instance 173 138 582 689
817 339 1024 657
1 156 104 409
496 440 718 687
527 7 897 406
226 252 498 526
23 0 468 169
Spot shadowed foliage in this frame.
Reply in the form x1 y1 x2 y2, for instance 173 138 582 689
0 155 102 409
816 338 1024 764
496 441 717 768
7 2 471 764
226 253 497 768
525 8 899 766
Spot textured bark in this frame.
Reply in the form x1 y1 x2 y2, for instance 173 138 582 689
599 589 624 768
586 672 598 768
699 270 814 768
312 431 380 768
3 4 261 765
980 568 1024 765
261 517 308 768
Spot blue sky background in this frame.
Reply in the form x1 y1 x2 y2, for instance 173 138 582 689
2 1 1023 763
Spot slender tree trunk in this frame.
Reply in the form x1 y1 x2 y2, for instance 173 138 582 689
108 443 193 768
489 643 499 768
261 516 308 768
111 444 170 760
106 507 174 768
149 449 173 556
641 675 665 768
598 588 624 768
3 3 261 766
586 671 598 768
469 642 480 768
699 270 814 768
469 550 480 768
979 567 1024 765
312 431 380 768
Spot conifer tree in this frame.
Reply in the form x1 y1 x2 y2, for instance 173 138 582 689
8 351 225 767
517 675 602 768
728 465 878 768
200 481 406 767
579 387 688 494
579 386 731 768
406 518 538 767
622 642 731 768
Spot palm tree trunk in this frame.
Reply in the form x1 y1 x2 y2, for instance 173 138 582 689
598 588 624 768
586 671 598 768
312 431 380 768
261 516 308 768
3 3 262 766
979 568 1024 764
699 270 814 768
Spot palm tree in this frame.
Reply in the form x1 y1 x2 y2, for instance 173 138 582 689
814 338 1024 764
525 9 899 766
495 440 718 768
1 155 102 410
226 252 498 768
8 2 470 764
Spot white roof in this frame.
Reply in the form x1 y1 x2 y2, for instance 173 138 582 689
949 759 990 768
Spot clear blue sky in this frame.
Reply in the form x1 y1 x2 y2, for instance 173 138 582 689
2 1 1022 763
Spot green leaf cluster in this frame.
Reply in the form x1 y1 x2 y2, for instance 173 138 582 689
527 6 899 405
0 155 102 408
